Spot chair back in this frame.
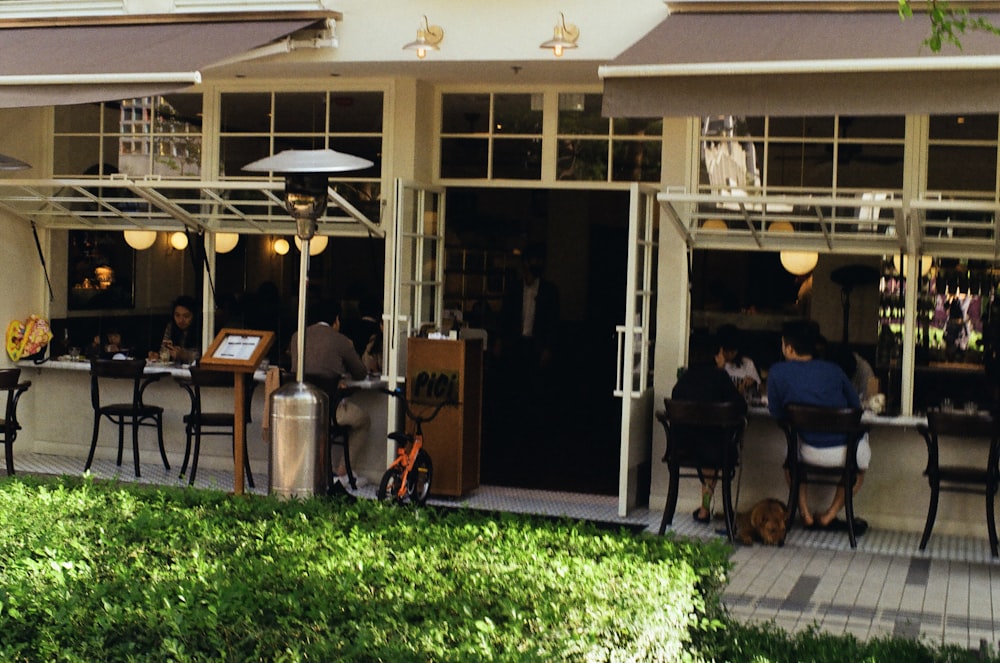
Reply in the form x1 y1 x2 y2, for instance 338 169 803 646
925 408 996 439
784 404 863 437
90 359 146 410
0 368 21 391
186 365 252 421
658 398 746 468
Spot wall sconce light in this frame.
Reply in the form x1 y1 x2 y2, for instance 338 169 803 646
540 12 579 57
294 234 328 255
170 231 189 251
403 15 443 59
123 230 157 250
215 232 239 254
273 238 290 256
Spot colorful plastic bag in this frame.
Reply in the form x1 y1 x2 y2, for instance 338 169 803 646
6 315 53 362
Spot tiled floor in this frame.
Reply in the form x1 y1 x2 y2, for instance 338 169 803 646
10 452 1000 655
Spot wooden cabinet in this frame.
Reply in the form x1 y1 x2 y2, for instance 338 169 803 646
444 247 515 318
406 337 483 497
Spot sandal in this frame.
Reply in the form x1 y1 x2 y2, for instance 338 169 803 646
692 508 711 524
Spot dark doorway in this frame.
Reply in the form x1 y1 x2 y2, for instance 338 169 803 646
445 187 628 495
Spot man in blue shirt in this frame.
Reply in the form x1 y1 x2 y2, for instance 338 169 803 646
768 320 870 531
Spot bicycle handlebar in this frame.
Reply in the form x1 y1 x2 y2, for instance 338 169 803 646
381 387 455 425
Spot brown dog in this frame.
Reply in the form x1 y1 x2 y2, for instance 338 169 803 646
734 498 788 546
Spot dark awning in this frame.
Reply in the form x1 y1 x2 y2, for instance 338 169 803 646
601 7 1000 117
0 12 334 108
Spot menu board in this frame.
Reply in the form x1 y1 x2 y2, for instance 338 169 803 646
199 328 274 373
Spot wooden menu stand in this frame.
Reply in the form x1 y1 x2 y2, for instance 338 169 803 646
199 328 274 495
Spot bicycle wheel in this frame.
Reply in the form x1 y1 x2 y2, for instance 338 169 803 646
406 451 433 505
377 467 403 503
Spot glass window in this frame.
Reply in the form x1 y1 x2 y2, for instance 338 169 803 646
700 115 905 194
493 138 542 179
493 94 541 134
274 92 327 134
53 94 203 178
441 94 490 134
557 139 608 181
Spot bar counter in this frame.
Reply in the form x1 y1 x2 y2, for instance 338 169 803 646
15 360 392 486
661 406 992 539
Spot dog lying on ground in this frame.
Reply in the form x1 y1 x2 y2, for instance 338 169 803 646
734 498 788 546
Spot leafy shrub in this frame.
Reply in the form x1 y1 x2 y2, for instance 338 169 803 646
0 476 729 662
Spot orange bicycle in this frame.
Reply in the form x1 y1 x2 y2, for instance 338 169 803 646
377 387 450 505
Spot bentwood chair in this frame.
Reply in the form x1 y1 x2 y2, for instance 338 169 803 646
917 408 999 557
176 366 255 488
780 404 867 548
0 368 31 475
85 359 170 477
655 398 747 541
303 373 358 490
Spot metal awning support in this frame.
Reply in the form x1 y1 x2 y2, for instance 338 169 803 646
661 188 1000 260
0 176 384 238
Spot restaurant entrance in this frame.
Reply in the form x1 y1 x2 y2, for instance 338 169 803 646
444 187 629 495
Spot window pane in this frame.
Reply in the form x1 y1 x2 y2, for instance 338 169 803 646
492 138 541 179
612 140 661 182
440 138 488 178
493 94 541 134
53 136 100 176
328 137 381 176
150 135 202 177
769 116 835 138
330 92 384 133
558 93 607 135
927 145 998 192
441 94 490 134
274 92 327 133
272 135 328 153
842 116 905 139
220 93 272 133
557 139 608 180
55 102 103 133
930 114 998 141
835 144 904 189
765 142 832 189
219 136 271 177
613 117 663 136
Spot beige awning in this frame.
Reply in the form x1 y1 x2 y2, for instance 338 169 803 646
0 12 334 108
600 6 1000 117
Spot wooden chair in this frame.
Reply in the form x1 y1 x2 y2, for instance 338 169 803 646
176 366 255 488
85 359 169 477
780 404 867 548
0 368 31 475
917 408 999 557
655 398 747 541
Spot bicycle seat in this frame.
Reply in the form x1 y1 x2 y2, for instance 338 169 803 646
388 431 414 444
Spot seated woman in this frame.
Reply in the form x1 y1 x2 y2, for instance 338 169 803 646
718 324 762 400
672 333 747 524
152 295 200 364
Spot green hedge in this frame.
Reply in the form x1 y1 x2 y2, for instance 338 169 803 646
0 476 730 662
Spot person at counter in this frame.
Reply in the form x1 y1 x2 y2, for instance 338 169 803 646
672 334 747 524
718 324 761 400
153 295 201 364
290 300 370 490
767 320 871 532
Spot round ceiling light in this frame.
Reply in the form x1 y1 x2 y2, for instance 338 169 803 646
273 238 290 256
123 230 157 250
215 232 239 254
170 231 189 250
780 251 819 276
294 235 328 256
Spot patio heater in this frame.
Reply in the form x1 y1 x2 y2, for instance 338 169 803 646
243 149 373 498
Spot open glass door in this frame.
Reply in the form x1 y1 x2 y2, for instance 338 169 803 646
614 184 659 516
385 180 445 460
